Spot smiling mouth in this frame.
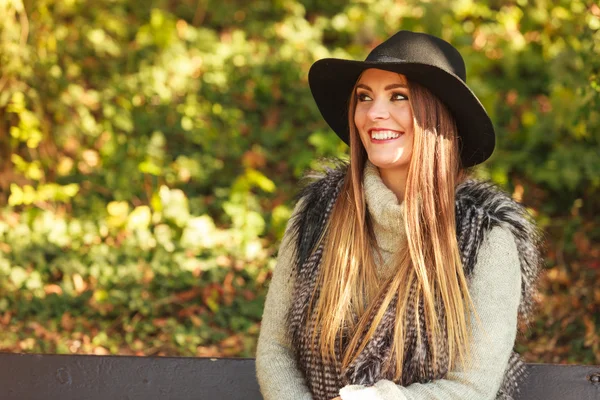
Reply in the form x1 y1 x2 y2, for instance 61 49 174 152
369 129 403 141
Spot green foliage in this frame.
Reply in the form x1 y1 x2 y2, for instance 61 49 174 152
0 0 598 362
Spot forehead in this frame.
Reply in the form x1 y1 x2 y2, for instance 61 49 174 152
356 68 408 86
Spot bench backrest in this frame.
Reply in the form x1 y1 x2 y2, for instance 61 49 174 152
0 353 598 399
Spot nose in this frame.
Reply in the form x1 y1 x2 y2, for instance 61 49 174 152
366 98 390 121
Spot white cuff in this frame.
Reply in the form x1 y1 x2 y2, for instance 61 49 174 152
339 380 407 400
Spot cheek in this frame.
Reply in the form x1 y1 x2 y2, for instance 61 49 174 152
404 108 415 132
393 107 414 129
354 108 370 144
353 108 365 130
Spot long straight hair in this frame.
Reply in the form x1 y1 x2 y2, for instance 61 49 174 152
308 75 473 381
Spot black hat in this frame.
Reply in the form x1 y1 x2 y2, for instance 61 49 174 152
308 30 495 167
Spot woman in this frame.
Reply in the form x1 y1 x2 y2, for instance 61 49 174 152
256 30 541 400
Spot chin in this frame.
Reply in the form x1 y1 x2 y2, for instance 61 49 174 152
368 156 409 171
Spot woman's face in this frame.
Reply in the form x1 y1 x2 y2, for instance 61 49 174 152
353 68 414 173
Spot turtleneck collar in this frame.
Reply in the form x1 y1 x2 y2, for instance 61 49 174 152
363 160 407 254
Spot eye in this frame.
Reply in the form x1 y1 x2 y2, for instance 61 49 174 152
391 92 408 101
356 92 372 102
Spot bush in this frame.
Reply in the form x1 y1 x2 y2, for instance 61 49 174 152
0 0 598 362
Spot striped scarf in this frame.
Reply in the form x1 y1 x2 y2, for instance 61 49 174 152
286 163 541 400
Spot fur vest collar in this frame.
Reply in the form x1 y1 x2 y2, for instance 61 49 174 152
286 162 542 400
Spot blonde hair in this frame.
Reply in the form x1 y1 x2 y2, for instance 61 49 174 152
308 75 473 382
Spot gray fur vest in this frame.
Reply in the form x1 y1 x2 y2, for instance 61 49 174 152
286 163 542 400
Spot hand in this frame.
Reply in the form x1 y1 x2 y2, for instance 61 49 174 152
330 397 341 400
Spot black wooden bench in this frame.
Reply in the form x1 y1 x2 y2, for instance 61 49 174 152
0 353 598 399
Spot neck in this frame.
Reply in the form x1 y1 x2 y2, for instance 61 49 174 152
378 165 409 202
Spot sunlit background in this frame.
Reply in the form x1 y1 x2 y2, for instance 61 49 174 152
0 0 598 364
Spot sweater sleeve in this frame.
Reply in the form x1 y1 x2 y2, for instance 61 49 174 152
339 226 523 400
256 200 313 400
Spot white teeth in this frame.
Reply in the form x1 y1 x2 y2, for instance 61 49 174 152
371 130 401 140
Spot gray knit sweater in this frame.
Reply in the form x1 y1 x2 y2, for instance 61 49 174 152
256 161 522 400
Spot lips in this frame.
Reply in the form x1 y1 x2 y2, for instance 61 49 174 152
368 128 403 141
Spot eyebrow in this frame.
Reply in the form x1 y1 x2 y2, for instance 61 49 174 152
356 83 408 91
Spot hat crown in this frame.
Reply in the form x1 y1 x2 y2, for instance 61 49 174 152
365 30 467 82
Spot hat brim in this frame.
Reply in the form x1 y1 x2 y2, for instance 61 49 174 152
308 58 495 168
